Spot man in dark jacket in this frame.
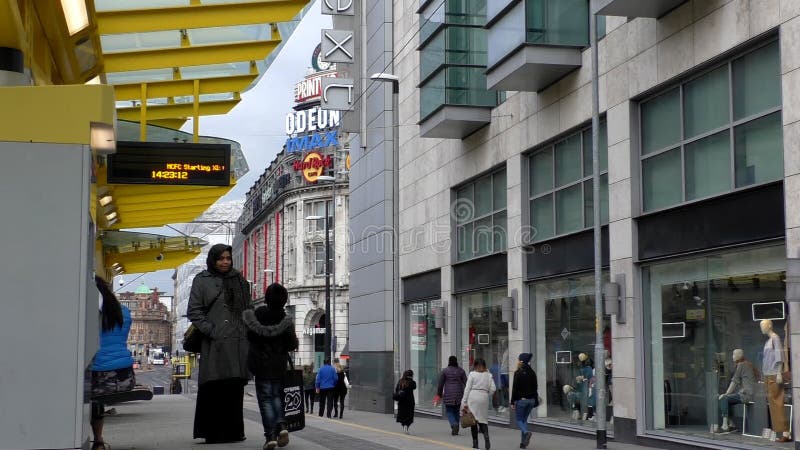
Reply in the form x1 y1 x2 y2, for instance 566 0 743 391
510 353 538 449
437 355 467 435
243 283 298 450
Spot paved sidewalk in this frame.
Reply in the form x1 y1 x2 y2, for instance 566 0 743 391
101 394 651 450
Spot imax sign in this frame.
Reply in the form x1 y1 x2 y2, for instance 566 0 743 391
285 129 339 153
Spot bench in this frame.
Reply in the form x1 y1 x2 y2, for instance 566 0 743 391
93 385 153 406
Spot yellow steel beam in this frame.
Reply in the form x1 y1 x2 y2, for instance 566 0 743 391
109 184 232 197
113 74 257 100
0 0 26 49
103 40 280 73
117 99 239 121
32 1 81 84
149 118 188 130
106 248 201 273
120 197 221 212
96 0 309 34
110 208 216 229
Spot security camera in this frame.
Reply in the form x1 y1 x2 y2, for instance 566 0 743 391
155 253 164 261
118 278 125 286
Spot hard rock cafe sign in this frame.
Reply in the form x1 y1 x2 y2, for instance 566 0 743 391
293 151 333 183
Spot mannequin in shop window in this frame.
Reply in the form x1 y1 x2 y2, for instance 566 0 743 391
563 353 595 421
760 319 791 443
716 349 756 433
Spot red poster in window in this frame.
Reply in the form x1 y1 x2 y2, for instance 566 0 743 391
412 320 427 336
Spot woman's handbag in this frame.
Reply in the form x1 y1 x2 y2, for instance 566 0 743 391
283 355 305 432
182 324 204 353
182 291 222 353
460 410 477 428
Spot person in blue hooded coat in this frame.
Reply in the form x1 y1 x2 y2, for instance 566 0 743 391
90 275 135 450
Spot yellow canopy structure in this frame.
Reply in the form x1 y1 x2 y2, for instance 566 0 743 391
101 230 207 274
0 0 311 276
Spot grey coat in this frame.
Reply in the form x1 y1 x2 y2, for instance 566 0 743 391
187 269 252 385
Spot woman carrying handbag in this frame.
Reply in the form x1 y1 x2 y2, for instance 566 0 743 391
461 358 496 449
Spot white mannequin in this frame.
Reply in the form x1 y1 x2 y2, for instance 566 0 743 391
760 320 784 384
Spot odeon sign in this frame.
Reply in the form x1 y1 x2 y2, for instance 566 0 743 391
285 106 340 134
294 151 333 183
285 106 341 153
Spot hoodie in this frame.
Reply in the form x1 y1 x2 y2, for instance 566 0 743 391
242 306 298 380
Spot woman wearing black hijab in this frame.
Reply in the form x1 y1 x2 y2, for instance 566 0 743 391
187 244 252 443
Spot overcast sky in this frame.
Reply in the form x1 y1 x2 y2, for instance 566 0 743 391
116 3 330 296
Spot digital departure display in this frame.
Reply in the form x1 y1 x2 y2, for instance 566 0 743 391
107 141 231 186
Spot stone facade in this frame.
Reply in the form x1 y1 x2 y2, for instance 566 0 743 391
383 0 800 448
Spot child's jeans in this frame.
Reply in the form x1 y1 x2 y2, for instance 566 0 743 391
255 378 285 437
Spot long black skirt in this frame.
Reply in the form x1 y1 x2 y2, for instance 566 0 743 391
193 378 247 442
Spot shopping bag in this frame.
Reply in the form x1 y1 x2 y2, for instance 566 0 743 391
460 410 477 428
283 356 305 432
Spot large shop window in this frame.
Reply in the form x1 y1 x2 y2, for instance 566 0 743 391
455 169 507 262
530 273 611 429
408 301 442 411
529 123 608 242
640 40 783 213
460 289 510 419
645 245 791 446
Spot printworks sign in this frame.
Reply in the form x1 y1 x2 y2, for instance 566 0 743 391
294 151 333 183
294 70 337 104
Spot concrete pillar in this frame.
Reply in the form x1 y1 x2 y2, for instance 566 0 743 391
606 99 639 442
780 12 800 447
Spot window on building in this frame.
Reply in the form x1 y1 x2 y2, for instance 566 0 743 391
529 123 608 242
307 199 333 232
418 0 503 120
526 0 589 46
455 169 507 262
640 40 782 212
308 242 332 276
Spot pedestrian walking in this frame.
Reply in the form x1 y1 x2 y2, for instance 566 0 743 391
462 358 496 449
315 359 337 418
436 355 467 436
333 360 349 418
243 283 298 450
303 364 316 414
395 369 416 434
510 353 538 449
187 243 252 444
90 276 135 450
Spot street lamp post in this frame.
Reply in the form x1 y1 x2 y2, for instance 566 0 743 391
306 175 336 362
369 72 401 386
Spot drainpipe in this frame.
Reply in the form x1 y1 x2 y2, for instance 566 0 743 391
590 2 607 448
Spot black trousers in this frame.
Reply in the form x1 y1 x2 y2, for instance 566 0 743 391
334 389 347 417
318 389 334 418
304 388 315 412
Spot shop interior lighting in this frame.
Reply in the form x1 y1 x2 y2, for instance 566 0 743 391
85 76 101 85
105 211 118 221
60 0 89 35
